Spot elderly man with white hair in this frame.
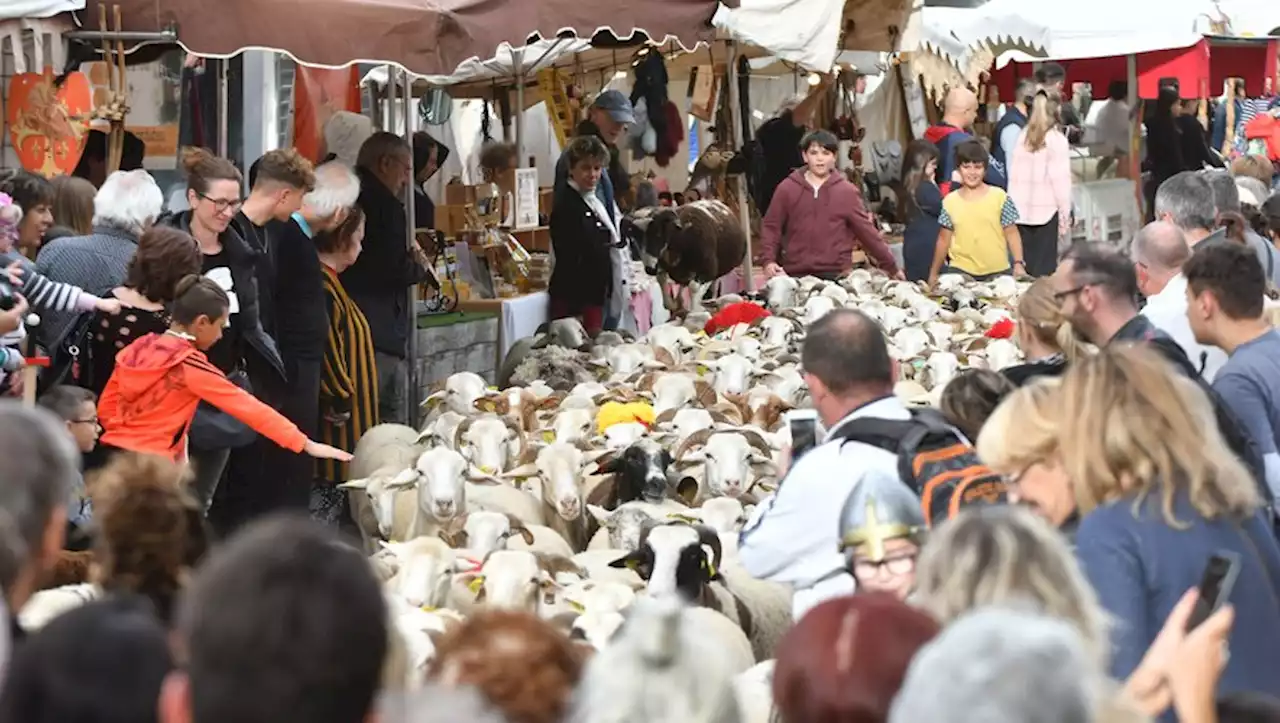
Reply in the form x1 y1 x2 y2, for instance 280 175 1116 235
35 169 165 345
245 160 362 517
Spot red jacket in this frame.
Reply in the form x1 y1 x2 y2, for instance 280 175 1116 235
99 333 307 461
758 170 898 277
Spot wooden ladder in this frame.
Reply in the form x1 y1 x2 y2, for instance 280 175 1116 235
539 69 575 149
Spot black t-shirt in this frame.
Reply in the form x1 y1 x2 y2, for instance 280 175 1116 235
201 249 244 374
757 110 806 215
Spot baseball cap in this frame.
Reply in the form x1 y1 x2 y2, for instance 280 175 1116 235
592 90 635 125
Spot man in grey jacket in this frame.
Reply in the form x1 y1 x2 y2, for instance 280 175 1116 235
35 170 165 346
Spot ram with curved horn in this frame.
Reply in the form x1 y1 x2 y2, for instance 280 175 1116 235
453 414 526 476
672 427 777 504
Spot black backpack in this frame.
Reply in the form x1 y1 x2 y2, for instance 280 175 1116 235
832 408 1008 527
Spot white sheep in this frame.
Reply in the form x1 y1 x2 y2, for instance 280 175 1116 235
700 353 755 397
762 275 800 311
379 537 458 609
421 371 490 418
547 406 596 445
674 430 776 502
440 509 574 558
343 423 425 552
456 549 581 616
500 442 596 552
566 595 744 723
453 414 523 475
343 447 481 542
571 549 646 587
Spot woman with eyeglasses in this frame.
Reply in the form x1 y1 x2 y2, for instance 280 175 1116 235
159 147 287 513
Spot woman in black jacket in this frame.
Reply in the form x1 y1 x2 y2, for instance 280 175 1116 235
900 140 942 282
160 148 286 514
549 135 618 336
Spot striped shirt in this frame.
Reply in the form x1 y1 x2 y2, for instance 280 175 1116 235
318 265 380 483
1 250 100 314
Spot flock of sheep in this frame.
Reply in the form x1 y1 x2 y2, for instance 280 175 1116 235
18 267 1031 716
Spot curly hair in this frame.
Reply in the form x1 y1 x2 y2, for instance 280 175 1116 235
88 452 211 624
253 147 316 191
0 169 54 212
124 226 203 303
429 610 585 723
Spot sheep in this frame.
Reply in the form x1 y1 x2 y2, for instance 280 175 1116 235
647 322 698 362
453 413 524 475
755 315 802 349
499 442 598 552
632 371 701 416
654 407 715 444
566 594 745 723
595 342 661 378
415 410 467 449
547 406 597 445
762 275 800 311
801 295 837 325
672 428 777 503
599 421 650 450
509 345 600 391
421 371 490 419
343 447 490 542
623 200 747 315
586 438 674 509
499 319 592 387
732 661 777 723
439 510 575 559
608 522 792 662
699 353 756 397
585 499 693 551
343 423 425 552
455 549 583 615
379 537 458 609
571 549 646 587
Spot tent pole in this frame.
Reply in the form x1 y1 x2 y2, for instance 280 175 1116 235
216 59 229 157
402 67 420 426
514 49 526 165
726 41 755 292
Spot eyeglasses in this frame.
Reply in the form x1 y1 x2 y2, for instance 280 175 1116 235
853 554 916 580
197 192 243 214
71 417 99 426
1052 284 1092 302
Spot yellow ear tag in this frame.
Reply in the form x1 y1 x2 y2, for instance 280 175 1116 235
707 561 717 577
569 600 586 613
481 400 497 413
468 577 485 594
695 331 708 338
625 559 639 571
426 396 441 409
487 385 499 391
420 605 437 612
666 513 699 524
696 364 709 376
542 431 555 443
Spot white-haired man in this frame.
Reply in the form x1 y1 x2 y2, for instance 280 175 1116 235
35 169 165 345
248 160 360 518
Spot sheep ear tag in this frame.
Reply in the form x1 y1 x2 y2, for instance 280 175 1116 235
625 559 639 571
468 576 485 594
542 431 555 443
479 399 497 413
666 513 700 524
696 364 709 377
568 600 586 613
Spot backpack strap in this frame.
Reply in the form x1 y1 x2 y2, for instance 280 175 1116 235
832 412 938 490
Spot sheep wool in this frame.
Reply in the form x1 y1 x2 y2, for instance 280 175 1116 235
597 402 655 435
509 346 597 391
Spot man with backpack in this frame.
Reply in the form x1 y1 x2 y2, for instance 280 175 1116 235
738 309 1004 620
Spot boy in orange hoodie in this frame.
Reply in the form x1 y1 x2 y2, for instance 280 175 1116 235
98 275 351 467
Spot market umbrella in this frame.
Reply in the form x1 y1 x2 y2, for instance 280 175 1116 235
80 0 732 75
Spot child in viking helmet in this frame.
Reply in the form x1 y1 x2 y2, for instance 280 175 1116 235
837 474 928 601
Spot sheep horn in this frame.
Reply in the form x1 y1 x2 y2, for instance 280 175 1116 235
654 409 679 426
535 552 585 579
695 524 724 576
673 428 715 461
734 428 777 455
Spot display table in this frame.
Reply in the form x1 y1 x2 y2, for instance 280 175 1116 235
458 292 550 369
413 311 499 401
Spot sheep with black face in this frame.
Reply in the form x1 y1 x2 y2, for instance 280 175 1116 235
622 200 746 314
608 521 791 661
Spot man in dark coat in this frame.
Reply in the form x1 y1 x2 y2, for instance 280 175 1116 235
341 133 430 426
411 131 450 231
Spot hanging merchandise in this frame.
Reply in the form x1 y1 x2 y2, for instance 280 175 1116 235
481 97 492 142
293 66 362 162
630 49 671 154
690 65 719 123
6 70 92 177
419 87 453 126
627 97 658 160
654 100 684 167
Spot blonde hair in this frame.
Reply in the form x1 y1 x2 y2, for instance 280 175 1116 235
1023 92 1061 153
913 505 1110 666
976 377 1061 475
1017 278 1086 362
1057 346 1260 526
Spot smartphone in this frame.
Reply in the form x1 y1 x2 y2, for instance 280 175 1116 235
786 409 820 462
1186 551 1240 631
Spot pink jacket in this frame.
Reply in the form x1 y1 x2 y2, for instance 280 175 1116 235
1007 128 1072 228
759 170 898 277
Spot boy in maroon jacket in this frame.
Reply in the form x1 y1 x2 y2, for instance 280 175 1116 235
759 130 902 281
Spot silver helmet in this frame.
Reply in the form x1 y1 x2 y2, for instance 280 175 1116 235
838 472 927 561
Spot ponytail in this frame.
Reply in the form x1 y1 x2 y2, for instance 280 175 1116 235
1023 91 1060 153
1215 211 1250 245
170 275 229 325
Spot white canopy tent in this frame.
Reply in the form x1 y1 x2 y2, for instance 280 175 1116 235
2 1 82 20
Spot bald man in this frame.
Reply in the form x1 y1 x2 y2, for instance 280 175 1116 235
1133 220 1228 380
924 87 1007 194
